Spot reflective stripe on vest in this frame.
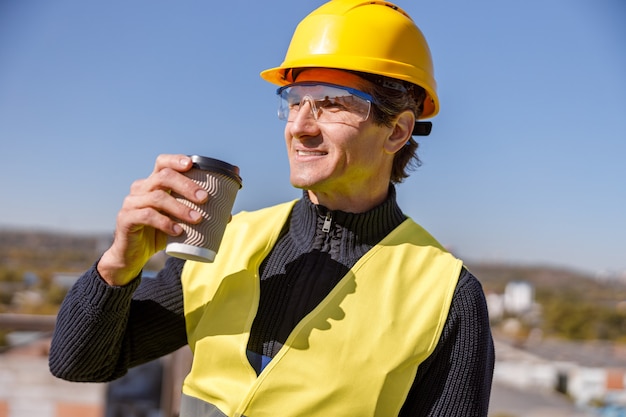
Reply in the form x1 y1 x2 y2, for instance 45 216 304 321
180 201 461 417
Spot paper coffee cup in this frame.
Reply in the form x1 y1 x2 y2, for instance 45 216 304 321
166 155 242 262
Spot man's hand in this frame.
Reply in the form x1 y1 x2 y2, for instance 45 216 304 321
98 154 209 286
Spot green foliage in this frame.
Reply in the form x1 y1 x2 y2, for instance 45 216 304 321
472 263 626 343
0 266 22 283
45 285 70 306
541 291 626 341
0 229 106 315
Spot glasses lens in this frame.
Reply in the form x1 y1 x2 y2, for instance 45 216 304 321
277 82 374 123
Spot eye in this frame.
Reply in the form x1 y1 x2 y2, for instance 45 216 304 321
316 96 348 112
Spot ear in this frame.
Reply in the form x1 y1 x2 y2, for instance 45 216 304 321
383 110 415 155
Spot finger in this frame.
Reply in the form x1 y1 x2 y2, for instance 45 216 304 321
123 190 202 228
154 168 209 204
130 167 208 206
118 203 183 237
153 154 193 174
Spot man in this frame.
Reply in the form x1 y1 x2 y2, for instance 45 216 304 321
50 1 494 416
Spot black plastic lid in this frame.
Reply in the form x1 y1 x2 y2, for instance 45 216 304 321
190 155 242 187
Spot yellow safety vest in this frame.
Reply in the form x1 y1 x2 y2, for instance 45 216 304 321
180 200 461 417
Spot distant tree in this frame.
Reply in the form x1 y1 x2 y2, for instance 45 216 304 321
540 289 626 341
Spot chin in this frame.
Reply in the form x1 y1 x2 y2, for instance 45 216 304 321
290 172 320 189
290 179 314 190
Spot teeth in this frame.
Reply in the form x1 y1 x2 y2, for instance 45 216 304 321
297 150 325 156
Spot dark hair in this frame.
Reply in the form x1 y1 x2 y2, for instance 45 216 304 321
352 71 427 184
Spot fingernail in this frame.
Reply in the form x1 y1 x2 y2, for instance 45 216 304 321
195 189 208 201
189 210 202 222
173 224 183 235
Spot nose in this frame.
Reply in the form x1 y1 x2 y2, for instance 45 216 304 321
288 99 320 138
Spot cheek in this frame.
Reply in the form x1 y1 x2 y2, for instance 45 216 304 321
284 125 291 144
346 134 384 161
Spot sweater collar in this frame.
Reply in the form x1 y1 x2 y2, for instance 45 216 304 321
290 185 406 250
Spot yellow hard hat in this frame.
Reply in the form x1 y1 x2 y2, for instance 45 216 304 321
260 0 439 119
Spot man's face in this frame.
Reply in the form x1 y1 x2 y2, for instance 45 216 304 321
283 68 397 211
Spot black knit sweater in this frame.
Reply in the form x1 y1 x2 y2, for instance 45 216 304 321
49 188 494 416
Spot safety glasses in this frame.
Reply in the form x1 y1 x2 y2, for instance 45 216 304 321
276 82 377 124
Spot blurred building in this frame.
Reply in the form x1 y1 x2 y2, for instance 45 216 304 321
495 336 626 411
504 280 534 315
0 334 104 417
0 314 191 417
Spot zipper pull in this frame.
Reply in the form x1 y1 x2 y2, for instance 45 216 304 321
322 212 332 233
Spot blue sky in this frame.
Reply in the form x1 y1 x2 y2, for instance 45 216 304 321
1 0 624 276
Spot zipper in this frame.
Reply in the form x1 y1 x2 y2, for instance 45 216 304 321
322 212 333 233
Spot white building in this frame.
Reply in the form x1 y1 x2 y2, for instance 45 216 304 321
504 281 534 315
